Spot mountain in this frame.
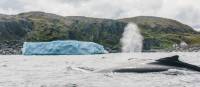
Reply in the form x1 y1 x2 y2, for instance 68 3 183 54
0 14 32 40
120 16 200 50
0 12 199 53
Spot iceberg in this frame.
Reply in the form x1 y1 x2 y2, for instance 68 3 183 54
22 40 108 55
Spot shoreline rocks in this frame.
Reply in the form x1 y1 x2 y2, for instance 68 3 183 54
0 41 23 55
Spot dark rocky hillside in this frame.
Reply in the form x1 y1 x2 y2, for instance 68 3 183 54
65 16 126 51
0 12 199 54
0 14 32 41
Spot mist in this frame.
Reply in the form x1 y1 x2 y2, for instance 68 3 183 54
120 23 143 52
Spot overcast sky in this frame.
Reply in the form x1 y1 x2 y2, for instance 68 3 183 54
0 0 200 30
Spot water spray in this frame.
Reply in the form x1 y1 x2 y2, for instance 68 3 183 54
120 23 143 52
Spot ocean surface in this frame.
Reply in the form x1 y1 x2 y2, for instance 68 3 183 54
0 52 199 87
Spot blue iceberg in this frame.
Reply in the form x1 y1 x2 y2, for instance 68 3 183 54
22 40 108 55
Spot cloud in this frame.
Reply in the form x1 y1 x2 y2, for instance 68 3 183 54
193 25 200 31
0 0 199 29
0 0 25 14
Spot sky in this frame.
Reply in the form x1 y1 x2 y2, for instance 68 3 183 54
0 0 200 31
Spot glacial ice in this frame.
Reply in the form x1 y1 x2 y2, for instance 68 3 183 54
22 40 108 55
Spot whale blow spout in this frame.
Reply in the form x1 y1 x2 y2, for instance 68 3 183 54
120 23 143 52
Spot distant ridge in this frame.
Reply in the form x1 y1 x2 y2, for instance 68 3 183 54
0 11 199 52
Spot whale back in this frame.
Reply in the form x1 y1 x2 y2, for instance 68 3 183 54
151 55 182 67
96 55 200 73
156 55 179 63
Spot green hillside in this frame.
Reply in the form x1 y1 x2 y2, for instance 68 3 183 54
120 16 200 50
0 12 199 52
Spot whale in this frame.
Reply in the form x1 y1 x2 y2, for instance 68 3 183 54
96 55 200 73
